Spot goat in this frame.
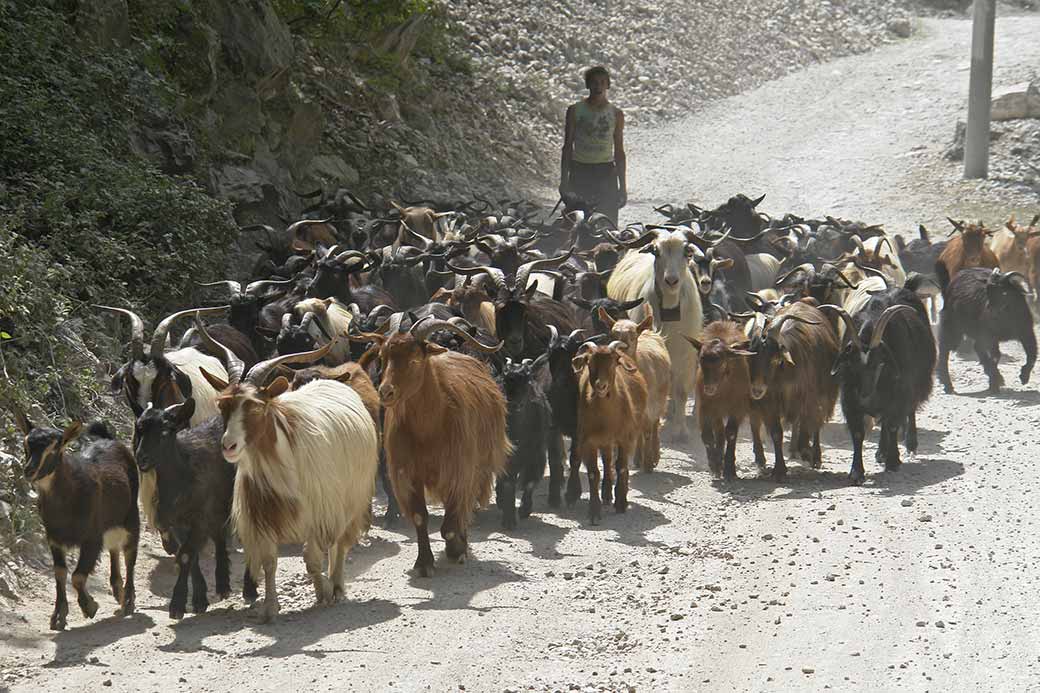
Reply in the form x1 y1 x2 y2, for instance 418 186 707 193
990 215 1040 275
198 328 379 623
935 218 999 291
598 308 671 472
96 305 231 535
605 227 703 441
544 325 589 507
822 280 936 484
291 297 356 362
570 341 649 524
745 302 841 480
894 225 947 322
305 245 398 313
496 357 552 529
938 268 1037 394
14 412 138 631
684 321 759 480
133 400 259 618
356 317 510 576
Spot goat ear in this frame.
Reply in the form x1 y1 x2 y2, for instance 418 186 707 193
571 354 589 373
683 335 703 352
166 399 195 427
781 346 795 366
110 367 126 395
263 377 290 398
424 342 449 355
618 355 639 373
524 282 539 298
60 422 84 447
200 367 229 392
637 313 654 333
430 287 451 303
714 258 735 271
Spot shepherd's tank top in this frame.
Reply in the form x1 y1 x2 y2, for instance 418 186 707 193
572 101 616 164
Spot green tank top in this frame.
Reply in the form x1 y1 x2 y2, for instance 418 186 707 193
572 100 616 164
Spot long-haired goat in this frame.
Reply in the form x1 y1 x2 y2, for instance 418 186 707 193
938 268 1037 394
14 411 138 630
745 302 840 480
935 218 999 291
822 280 936 484
570 340 649 524
605 227 703 441
356 317 510 576
198 328 379 623
496 356 552 530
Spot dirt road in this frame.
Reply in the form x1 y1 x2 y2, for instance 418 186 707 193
4 14 1040 693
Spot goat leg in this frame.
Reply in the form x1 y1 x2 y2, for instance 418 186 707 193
565 443 583 507
750 413 767 469
723 418 740 481
1020 326 1037 385
257 553 280 623
904 411 919 457
108 550 124 605
600 447 615 506
121 534 137 617
189 552 210 615
847 414 867 486
71 541 101 620
615 445 630 513
811 429 823 470
408 488 436 577
937 325 959 393
518 445 546 520
213 534 232 600
441 507 468 563
769 418 787 483
495 473 518 531
975 338 1003 392
546 430 565 508
379 454 400 528
170 548 193 620
242 566 259 603
304 541 334 605
583 447 602 525
49 546 69 631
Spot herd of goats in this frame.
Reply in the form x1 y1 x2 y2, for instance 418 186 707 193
10 191 1040 630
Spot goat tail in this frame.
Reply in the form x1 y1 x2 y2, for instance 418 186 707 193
935 262 951 294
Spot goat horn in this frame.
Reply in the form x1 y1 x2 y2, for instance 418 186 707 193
607 340 628 354
868 305 918 350
246 340 334 386
875 236 895 257
244 278 294 294
516 247 575 289
333 249 367 266
770 312 821 335
850 235 866 256
1003 271 1032 294
1030 213 1040 228
601 225 657 249
193 314 245 385
946 217 965 235
409 316 503 353
196 280 243 296
281 312 292 330
287 217 333 234
774 263 815 288
816 304 863 351
728 228 770 243
850 260 890 286
445 262 507 294
400 220 432 250
94 305 146 362
568 329 586 342
547 324 559 347
151 306 229 358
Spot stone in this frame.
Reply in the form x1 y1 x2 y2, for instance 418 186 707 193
887 18 912 38
210 165 266 206
305 155 360 187
991 81 1040 121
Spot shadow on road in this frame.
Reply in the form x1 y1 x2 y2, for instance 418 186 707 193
406 554 527 613
956 388 1040 407
820 422 950 456
45 611 155 668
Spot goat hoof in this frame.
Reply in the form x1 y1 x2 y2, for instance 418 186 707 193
243 585 259 604
81 598 99 619
412 558 436 578
445 536 467 561
588 505 602 525
170 607 185 621
547 493 562 509
332 585 345 603
564 492 579 508
614 499 628 514
121 592 135 616
50 609 67 631
1020 367 1031 385
771 467 787 483
217 589 231 601
942 382 954 394
382 510 399 529
500 512 517 531
192 597 210 615
848 469 865 486
252 602 280 624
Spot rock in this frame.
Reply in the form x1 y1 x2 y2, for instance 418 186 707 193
210 165 266 206
944 120 966 161
305 155 360 187
886 18 912 38
991 81 1040 121
900 499 914 507
919 514 933 522
75 0 130 48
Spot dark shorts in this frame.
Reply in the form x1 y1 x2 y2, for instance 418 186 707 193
567 161 619 225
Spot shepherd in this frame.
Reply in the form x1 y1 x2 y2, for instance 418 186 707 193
559 65 627 226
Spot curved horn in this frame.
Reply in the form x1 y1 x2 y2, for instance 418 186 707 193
601 225 657 249
399 220 432 250
868 305 918 350
244 278 294 295
851 260 890 286
246 341 334 386
816 304 863 351
196 280 243 296
770 312 821 335
193 314 245 385
1003 271 1032 294
875 236 894 257
849 235 866 256
774 263 815 288
445 263 507 294
333 249 368 266
547 324 559 347
409 316 503 353
515 247 575 289
151 306 228 358
94 305 146 362
607 340 629 354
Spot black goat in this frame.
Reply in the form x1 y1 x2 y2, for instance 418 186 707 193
938 268 1037 394
133 400 258 619
822 278 936 484
305 246 397 313
495 356 552 529
545 325 593 505
16 414 138 630
894 225 947 322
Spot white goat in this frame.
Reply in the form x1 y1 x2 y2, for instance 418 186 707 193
606 229 703 441
198 328 378 623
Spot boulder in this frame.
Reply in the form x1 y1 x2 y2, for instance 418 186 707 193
886 18 912 38
304 154 360 187
991 81 1040 121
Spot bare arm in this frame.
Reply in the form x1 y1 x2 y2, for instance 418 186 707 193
560 105 575 195
614 108 627 207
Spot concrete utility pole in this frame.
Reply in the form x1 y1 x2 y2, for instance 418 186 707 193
964 0 996 179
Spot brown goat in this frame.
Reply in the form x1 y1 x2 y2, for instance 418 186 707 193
745 301 840 481
686 321 759 480
598 308 670 472
360 317 510 576
995 215 1040 301
570 341 649 524
432 281 498 336
936 218 999 290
